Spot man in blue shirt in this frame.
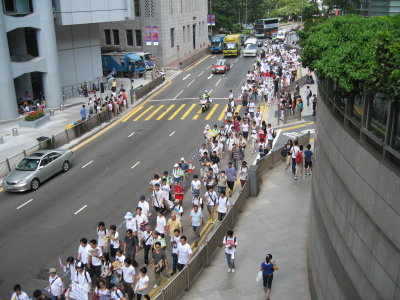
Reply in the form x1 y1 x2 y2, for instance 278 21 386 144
189 205 203 247
225 161 237 197
304 144 313 176
80 104 87 121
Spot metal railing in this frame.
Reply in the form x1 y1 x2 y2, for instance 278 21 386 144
153 132 310 300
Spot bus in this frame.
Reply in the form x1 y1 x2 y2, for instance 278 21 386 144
254 18 279 38
223 34 241 57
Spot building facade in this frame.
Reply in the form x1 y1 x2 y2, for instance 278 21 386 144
308 78 400 299
99 0 209 68
354 0 400 15
0 0 132 120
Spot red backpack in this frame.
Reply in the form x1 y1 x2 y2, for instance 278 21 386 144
295 151 303 164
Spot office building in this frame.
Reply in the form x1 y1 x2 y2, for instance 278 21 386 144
0 0 133 120
99 0 209 67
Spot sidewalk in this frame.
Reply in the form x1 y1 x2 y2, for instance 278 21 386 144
180 159 312 300
0 77 151 162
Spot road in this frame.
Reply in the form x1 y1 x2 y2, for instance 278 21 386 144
0 51 258 297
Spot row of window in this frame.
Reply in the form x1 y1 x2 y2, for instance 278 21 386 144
170 21 206 48
133 0 206 17
318 78 400 170
104 29 142 47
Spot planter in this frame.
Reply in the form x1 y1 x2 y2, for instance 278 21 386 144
19 115 50 128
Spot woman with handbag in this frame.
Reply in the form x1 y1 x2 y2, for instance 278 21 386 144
150 241 169 288
260 255 275 300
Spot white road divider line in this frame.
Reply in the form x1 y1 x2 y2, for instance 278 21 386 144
215 79 222 86
81 160 93 168
16 199 33 210
212 55 216 58
207 74 213 80
234 59 239 63
198 71 204 77
174 90 184 99
74 205 87 215
207 65 212 68
183 74 191 80
187 79 195 87
128 131 135 137
169 131 175 137
131 161 141 169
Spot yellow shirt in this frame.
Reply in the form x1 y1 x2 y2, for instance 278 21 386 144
167 218 182 236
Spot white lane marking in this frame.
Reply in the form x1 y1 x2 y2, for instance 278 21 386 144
187 79 195 87
131 161 141 169
212 55 216 58
169 131 175 137
150 97 230 102
198 71 205 77
81 160 93 168
74 205 87 215
209 89 213 94
174 90 184 99
234 59 239 63
183 74 191 80
207 65 212 68
223 73 226 77
207 74 213 80
16 199 33 210
128 131 135 137
215 79 222 86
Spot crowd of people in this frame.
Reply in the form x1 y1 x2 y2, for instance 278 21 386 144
10 33 316 300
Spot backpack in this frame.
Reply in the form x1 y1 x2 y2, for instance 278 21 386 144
295 151 303 164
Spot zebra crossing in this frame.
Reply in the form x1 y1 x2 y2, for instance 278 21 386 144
121 103 266 122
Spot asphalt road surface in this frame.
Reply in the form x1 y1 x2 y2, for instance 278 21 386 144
0 51 259 297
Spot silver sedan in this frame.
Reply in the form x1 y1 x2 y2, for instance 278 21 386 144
2 150 73 192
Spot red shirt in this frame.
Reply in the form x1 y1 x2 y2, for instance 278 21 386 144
174 185 184 201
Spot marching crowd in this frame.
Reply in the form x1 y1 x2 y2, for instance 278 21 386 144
10 37 315 300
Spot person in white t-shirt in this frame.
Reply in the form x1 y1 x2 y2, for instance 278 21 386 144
114 249 126 277
109 225 120 258
137 195 150 218
10 284 29 300
177 236 192 271
135 267 150 299
216 191 230 221
149 173 161 192
170 229 181 275
223 230 238 273
77 238 91 267
241 120 250 140
191 175 201 197
135 207 148 247
121 257 136 300
88 239 103 278
75 261 92 296
290 140 300 177
48 268 64 299
155 211 167 237
152 184 165 214
124 212 138 235
204 186 218 222
97 221 109 251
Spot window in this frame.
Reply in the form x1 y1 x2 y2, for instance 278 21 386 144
170 28 175 48
135 30 142 46
134 0 140 16
368 93 388 140
104 29 111 45
169 0 173 14
180 0 183 13
183 26 185 42
113 29 120 45
126 29 133 46
187 25 190 41
3 0 15 12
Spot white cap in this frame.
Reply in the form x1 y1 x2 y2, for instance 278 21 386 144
124 212 133 219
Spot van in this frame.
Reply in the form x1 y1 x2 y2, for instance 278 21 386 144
135 52 153 70
276 32 286 42
243 38 258 57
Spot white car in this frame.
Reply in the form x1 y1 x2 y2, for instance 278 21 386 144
276 32 286 42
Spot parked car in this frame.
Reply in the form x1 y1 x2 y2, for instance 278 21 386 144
211 59 231 74
2 150 73 192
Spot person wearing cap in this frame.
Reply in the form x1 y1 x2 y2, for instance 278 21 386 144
125 212 138 238
48 268 64 300
138 195 150 218
172 164 182 186
75 261 92 296
179 157 189 186
10 284 29 300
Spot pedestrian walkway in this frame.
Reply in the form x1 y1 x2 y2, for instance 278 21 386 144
0 77 150 162
180 159 312 300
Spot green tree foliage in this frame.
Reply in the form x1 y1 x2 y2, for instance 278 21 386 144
299 15 400 101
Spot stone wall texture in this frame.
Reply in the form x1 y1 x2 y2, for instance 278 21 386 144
308 87 400 300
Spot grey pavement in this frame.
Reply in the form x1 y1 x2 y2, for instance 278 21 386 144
180 159 312 300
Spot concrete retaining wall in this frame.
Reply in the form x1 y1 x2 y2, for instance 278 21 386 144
308 96 400 300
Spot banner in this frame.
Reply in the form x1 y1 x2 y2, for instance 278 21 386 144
69 282 89 300
152 26 159 45
207 14 215 26
146 26 152 45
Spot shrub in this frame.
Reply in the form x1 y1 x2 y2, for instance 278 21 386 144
25 110 45 121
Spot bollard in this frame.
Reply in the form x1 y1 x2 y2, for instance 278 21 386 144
60 104 65 111
50 109 55 116
12 128 18 136
0 136 3 144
